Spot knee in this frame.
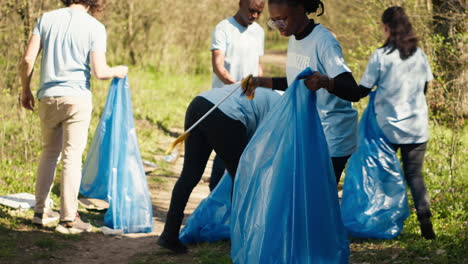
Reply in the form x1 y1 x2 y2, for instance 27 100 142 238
61 147 85 166
41 148 61 161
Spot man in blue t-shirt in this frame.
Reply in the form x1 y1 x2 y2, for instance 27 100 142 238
20 0 127 234
209 0 265 190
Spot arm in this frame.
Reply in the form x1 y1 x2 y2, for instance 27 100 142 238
241 76 287 98
258 61 263 77
20 34 41 111
211 49 236 85
333 72 371 102
248 77 288 90
302 72 370 102
90 51 128 80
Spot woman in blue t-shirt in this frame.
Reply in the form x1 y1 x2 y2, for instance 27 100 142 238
242 0 370 183
359 6 435 239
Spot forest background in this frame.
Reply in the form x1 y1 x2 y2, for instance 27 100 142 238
0 0 466 263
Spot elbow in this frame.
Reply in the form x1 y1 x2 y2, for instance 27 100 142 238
340 93 361 102
92 70 102 80
212 64 223 76
93 72 104 80
92 68 110 80
350 91 363 102
20 57 34 70
347 84 369 102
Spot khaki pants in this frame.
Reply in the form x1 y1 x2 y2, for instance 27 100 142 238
35 96 92 221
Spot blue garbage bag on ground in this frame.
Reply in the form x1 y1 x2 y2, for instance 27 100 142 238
80 77 153 233
341 92 409 239
231 68 349 264
179 173 232 243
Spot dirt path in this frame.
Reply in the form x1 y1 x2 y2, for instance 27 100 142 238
263 49 287 69
59 179 212 264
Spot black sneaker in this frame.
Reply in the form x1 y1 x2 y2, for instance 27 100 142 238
32 210 60 226
157 236 188 254
420 219 436 240
55 214 92 234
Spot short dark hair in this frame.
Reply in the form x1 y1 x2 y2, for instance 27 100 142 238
61 0 103 15
268 0 324 16
382 6 418 60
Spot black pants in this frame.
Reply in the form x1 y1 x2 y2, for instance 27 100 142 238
332 155 350 184
162 97 248 239
210 155 225 191
392 142 432 220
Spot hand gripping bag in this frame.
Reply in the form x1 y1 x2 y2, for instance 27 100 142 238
340 92 409 239
80 77 153 233
231 68 349 264
179 172 232 243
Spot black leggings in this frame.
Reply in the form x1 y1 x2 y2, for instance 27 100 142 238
392 142 432 220
332 155 351 184
210 155 225 191
162 97 248 239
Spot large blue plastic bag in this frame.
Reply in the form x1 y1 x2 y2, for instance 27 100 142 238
340 92 409 239
179 173 232 243
80 77 153 233
231 68 349 264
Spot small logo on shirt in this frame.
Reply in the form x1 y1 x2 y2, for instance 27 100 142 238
287 52 311 70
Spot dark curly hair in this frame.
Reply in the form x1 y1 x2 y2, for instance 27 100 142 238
268 0 324 16
382 6 418 60
61 0 103 15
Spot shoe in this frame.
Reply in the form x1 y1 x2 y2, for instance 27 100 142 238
420 219 436 240
157 235 188 254
55 214 92 234
32 210 60 226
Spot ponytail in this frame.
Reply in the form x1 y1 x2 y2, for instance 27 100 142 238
382 6 418 60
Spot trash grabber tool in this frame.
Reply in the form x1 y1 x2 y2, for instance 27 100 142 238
165 83 243 154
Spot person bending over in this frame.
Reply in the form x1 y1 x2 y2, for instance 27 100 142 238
158 84 280 253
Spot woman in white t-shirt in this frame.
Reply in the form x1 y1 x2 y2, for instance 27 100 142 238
359 6 435 240
242 0 370 183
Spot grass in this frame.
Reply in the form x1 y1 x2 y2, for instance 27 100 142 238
0 65 466 263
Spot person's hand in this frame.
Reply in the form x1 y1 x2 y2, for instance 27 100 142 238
21 89 35 111
241 74 258 100
113 66 128 79
299 72 334 92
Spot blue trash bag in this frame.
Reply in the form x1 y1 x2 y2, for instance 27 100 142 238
231 68 349 264
179 172 232 243
80 77 153 233
340 91 409 239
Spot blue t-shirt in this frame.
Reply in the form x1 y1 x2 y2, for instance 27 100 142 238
211 17 264 89
360 47 433 144
199 85 280 139
32 8 107 99
286 24 358 157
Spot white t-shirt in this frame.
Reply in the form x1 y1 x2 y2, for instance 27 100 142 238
199 85 280 139
33 8 107 99
211 17 264 89
286 24 358 157
360 47 433 144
